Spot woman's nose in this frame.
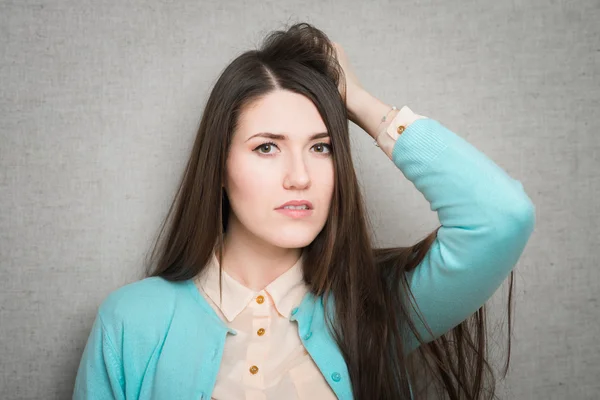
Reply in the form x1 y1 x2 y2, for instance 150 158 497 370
283 154 311 190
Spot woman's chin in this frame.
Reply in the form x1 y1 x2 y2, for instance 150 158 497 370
267 231 318 249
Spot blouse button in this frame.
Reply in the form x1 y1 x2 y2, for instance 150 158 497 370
397 125 405 134
331 372 341 382
257 328 265 336
303 332 312 340
256 295 265 304
249 365 259 375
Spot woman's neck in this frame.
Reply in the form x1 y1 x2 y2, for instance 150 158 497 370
220 220 302 291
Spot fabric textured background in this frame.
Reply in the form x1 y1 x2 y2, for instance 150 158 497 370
0 1 598 398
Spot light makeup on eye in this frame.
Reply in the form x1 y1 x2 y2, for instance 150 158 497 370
252 141 332 156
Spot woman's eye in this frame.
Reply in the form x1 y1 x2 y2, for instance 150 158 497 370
312 143 332 154
254 142 279 154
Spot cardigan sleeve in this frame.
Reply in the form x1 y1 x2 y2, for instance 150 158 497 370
72 311 126 400
380 111 536 355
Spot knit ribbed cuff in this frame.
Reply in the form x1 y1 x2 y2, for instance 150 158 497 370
391 118 451 179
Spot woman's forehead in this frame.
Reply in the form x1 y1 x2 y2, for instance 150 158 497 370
237 90 327 140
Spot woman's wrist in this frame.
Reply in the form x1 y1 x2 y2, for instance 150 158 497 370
348 88 399 140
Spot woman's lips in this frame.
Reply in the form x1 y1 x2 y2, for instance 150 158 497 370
275 208 313 218
276 200 314 209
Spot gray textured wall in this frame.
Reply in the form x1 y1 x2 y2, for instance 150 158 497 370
1 1 598 399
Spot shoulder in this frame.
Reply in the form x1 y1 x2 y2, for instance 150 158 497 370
86 277 201 380
97 276 191 334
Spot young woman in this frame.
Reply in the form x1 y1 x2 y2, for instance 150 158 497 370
73 22 535 399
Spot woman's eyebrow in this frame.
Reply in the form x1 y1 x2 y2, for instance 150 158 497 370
245 131 329 142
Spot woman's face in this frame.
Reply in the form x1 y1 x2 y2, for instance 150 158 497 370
224 89 335 249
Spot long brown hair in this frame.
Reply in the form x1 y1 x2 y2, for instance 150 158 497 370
144 21 515 399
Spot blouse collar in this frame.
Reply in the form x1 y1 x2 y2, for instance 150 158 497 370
195 248 307 322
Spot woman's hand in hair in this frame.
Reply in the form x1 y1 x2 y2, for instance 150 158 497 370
332 42 363 96
332 42 394 140
332 42 366 123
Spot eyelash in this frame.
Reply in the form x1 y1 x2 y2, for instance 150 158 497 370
253 141 332 156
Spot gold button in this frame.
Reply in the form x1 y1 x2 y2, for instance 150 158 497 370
256 295 264 304
397 125 405 134
249 365 259 374
257 328 265 336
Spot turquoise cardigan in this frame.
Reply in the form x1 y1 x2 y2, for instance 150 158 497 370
73 118 536 399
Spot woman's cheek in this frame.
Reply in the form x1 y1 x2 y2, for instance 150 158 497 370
227 153 279 215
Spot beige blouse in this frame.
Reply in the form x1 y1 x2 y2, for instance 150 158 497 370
194 249 337 399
